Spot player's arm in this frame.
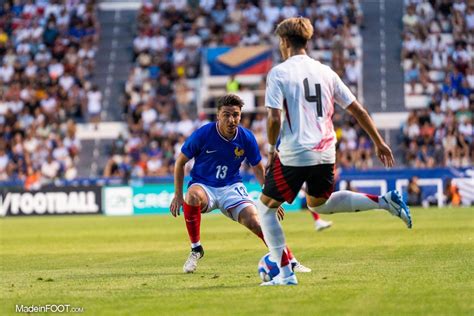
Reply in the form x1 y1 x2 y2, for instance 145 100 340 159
267 108 281 148
266 107 282 172
251 161 266 186
346 100 394 167
170 153 190 217
265 68 283 171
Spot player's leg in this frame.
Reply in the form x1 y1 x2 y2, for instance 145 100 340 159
307 191 412 228
307 191 384 214
305 163 380 213
218 184 289 261
305 165 412 228
182 185 211 273
256 195 297 285
303 182 332 231
235 204 311 273
256 156 305 285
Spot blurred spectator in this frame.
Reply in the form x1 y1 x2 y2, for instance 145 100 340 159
0 146 9 181
226 75 240 93
346 180 358 192
87 84 102 128
444 178 461 206
345 59 359 85
24 165 41 191
41 155 61 181
147 153 164 176
407 176 422 206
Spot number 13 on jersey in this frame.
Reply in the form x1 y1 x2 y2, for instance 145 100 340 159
216 165 228 179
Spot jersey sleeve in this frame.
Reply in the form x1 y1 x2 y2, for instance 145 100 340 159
265 68 284 110
245 131 262 166
181 129 201 159
333 71 356 109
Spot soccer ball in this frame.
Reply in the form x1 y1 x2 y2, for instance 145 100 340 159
257 252 280 282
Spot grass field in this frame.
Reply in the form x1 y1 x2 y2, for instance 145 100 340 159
1 207 473 315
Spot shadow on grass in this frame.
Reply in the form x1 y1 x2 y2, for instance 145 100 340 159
178 283 258 291
65 271 241 279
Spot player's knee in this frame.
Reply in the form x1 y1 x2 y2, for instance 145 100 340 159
185 190 203 206
308 202 330 214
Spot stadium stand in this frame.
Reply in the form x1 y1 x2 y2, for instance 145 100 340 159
0 0 99 185
110 0 366 178
1 0 470 184
400 0 473 168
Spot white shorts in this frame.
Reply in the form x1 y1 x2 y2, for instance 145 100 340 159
189 182 254 221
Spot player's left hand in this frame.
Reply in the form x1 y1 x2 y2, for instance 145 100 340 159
170 195 184 217
265 151 278 175
277 205 285 221
375 142 394 168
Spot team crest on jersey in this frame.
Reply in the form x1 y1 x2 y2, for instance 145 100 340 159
234 147 245 159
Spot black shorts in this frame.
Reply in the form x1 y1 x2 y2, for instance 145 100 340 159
262 156 335 203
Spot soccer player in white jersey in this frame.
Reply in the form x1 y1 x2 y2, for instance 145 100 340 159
256 17 412 286
170 94 310 274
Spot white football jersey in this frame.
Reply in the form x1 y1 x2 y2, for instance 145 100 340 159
265 55 356 166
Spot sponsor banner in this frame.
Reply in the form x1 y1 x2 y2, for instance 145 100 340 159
132 184 178 215
0 186 102 217
132 183 301 215
102 183 303 216
103 186 133 216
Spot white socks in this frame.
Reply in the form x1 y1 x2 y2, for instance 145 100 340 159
309 190 382 214
256 199 293 278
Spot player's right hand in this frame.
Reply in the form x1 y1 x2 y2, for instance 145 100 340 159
170 195 184 217
375 142 395 168
277 205 285 221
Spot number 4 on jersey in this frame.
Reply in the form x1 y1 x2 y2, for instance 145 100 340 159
303 78 323 118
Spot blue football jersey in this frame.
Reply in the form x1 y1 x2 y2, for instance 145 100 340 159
181 122 262 188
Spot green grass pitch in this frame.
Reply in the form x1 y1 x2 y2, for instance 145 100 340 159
1 207 473 315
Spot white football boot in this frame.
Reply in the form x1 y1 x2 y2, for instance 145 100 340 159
260 272 298 286
292 262 312 273
183 248 204 273
315 219 333 231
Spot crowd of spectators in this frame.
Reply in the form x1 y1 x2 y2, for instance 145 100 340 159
401 0 473 168
109 0 366 177
0 0 100 187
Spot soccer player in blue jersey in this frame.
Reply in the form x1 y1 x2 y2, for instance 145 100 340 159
170 94 310 274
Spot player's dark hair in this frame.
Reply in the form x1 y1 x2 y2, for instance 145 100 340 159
275 17 314 49
217 94 244 111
